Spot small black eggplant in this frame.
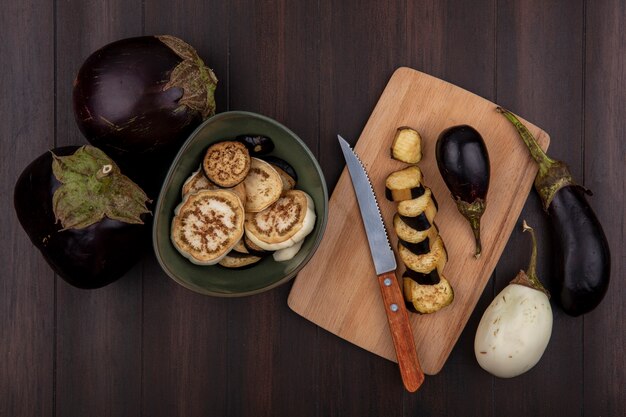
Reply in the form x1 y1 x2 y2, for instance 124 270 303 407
14 146 151 289
497 107 610 316
436 125 490 258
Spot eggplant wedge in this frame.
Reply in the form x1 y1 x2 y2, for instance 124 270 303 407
399 236 447 274
403 268 441 285
393 215 438 244
203 141 251 187
243 234 270 257
271 164 296 191
243 158 283 212
245 190 316 251
171 190 245 265
391 127 422 164
396 188 437 231
218 251 262 269
385 166 425 202
397 188 435 217
232 238 249 254
182 167 217 197
403 275 454 314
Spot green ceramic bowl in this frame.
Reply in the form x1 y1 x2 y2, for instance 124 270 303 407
152 111 328 297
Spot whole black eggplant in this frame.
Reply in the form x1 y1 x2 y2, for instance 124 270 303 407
73 36 218 196
436 125 490 258
14 146 151 289
74 35 217 158
497 107 610 316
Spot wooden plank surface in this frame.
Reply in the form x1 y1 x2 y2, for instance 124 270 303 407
403 1 497 412
53 1 144 416
583 1 626 415
316 1 408 415
493 1 586 416
141 1 231 416
1 0 624 416
0 2 55 416
288 67 549 375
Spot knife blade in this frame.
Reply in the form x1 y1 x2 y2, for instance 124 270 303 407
337 135 424 392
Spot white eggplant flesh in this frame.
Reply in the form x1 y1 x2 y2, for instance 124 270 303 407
272 239 304 262
474 282 552 378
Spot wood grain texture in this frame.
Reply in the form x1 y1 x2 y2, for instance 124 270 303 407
141 1 231 416
404 1 497 413
1 0 625 416
288 68 550 375
53 1 144 416
0 2 55 416
583 0 626 415
226 1 321 416
377 271 424 392
494 1 586 416
316 2 408 416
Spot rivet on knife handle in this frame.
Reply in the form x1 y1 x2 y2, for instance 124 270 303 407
378 271 424 392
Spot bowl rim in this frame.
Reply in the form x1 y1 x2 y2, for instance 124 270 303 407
152 110 329 297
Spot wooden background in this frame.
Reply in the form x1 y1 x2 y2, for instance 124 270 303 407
1 0 624 416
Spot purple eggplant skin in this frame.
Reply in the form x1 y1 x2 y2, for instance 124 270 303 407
497 107 611 316
74 37 197 157
73 36 217 198
436 125 490 203
549 186 610 316
14 147 150 289
436 125 490 257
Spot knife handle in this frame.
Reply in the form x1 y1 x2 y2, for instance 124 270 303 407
377 271 424 392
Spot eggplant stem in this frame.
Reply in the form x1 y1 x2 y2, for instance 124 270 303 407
496 107 554 170
472 223 482 259
521 220 548 295
455 197 485 259
496 106 575 210
96 164 113 180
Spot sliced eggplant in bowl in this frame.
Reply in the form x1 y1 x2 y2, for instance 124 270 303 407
153 111 328 297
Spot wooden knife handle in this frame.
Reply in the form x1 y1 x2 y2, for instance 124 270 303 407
377 271 424 392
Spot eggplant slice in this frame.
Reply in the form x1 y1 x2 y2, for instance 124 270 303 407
394 215 438 244
243 234 270 257
403 275 454 314
399 235 447 275
182 167 217 197
385 165 425 202
243 158 283 212
203 141 251 187
271 164 296 191
171 190 245 265
245 190 316 251
218 251 262 269
391 127 422 164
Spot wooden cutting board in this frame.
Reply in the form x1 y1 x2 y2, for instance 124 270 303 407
288 67 550 375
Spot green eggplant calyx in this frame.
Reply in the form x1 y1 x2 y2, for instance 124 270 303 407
533 161 576 210
158 35 218 119
496 107 576 210
510 221 550 297
455 197 485 259
51 145 151 230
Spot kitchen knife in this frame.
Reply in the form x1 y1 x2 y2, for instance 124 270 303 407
337 134 424 392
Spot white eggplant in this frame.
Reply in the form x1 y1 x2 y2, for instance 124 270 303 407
474 221 553 378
